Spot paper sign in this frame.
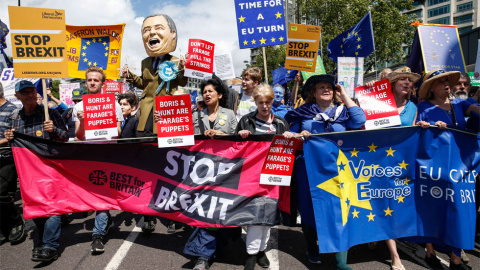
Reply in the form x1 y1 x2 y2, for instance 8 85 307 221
59 83 80 108
467 72 480 87
0 68 37 106
8 6 68 78
102 79 122 95
156 95 194 147
338 57 364 98
260 135 302 186
301 54 326 80
184 39 214 79
355 79 400 129
83 93 117 140
214 53 235 80
285 24 321 72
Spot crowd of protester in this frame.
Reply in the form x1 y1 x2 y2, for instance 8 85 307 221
0 65 479 270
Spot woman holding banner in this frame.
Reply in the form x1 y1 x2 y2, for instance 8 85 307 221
284 74 366 269
236 84 290 270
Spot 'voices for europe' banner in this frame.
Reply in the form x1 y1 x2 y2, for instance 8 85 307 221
12 134 286 228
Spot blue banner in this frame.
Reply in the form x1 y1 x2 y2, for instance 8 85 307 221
271 66 297 85
234 0 287 49
327 12 375 62
418 24 466 72
303 127 479 252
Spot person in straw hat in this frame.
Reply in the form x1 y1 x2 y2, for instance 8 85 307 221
386 66 421 126
416 69 480 131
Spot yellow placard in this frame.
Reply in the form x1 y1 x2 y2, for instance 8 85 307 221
8 6 68 78
285 24 321 72
66 24 125 79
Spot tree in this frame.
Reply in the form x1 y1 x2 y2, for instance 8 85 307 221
252 45 287 85
51 80 61 99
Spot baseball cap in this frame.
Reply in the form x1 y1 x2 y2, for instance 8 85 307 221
15 80 36 92
72 88 88 100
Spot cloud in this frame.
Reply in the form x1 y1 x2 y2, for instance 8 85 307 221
0 0 250 78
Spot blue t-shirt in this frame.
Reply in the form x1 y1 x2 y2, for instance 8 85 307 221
271 103 290 119
289 106 366 133
417 98 471 130
399 100 417 127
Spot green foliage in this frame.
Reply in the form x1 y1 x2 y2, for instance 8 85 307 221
252 45 287 84
51 80 61 99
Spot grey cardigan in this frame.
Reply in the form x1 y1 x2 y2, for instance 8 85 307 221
192 106 238 135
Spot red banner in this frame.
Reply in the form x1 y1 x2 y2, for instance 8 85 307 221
184 39 215 79
156 95 194 147
83 93 117 139
12 134 287 227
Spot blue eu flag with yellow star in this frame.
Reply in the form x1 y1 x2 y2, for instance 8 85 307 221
302 127 479 252
78 36 110 70
271 66 297 85
327 12 375 62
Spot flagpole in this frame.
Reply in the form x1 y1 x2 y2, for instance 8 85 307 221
262 47 268 84
42 79 50 121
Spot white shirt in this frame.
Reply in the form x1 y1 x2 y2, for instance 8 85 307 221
236 93 256 121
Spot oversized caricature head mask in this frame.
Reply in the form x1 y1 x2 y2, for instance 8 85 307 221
142 14 177 57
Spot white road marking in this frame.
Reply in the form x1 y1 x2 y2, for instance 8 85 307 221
104 218 144 270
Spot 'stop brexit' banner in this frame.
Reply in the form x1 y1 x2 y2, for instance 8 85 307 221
234 0 287 49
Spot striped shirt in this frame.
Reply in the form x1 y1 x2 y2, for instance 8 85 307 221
254 118 277 135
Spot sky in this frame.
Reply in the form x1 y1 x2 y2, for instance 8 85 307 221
0 0 251 77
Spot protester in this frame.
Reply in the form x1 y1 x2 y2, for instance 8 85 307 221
4 80 68 262
0 82 24 245
72 66 124 254
192 94 205 112
62 88 87 141
118 92 139 140
271 84 290 118
291 72 304 108
185 75 237 270
236 84 290 270
235 67 262 121
284 74 366 269
416 69 480 270
452 72 471 100
45 89 67 113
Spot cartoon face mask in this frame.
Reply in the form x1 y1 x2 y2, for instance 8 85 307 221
273 86 284 103
142 15 177 57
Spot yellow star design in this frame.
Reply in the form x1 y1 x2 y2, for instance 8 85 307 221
342 37 346 42
404 178 410 185
98 38 102 42
251 39 256 45
105 46 109 50
318 149 372 226
350 148 359 157
104 52 108 56
348 32 351 37
384 207 394 216
367 212 375 221
340 44 343 48
275 12 282 19
397 196 405 203
398 160 409 170
238 15 245 23
88 61 92 66
82 46 87 50
357 44 361 49
93 62 97 66
243 40 248 45
86 41 90 45
386 147 396 157
342 50 344 54
271 37 276 42
368 143 377 152
355 51 359 56
279 37 284 41
82 52 86 57
92 38 96 43
352 209 360 218
260 38 266 44
357 37 361 42
354 32 358 36
103 42 107 46
83 58 88 62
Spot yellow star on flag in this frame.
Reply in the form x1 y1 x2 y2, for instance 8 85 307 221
243 40 248 45
105 47 109 50
251 39 256 45
86 41 90 45
82 46 87 50
404 178 410 186
343 37 346 42
352 209 360 218
355 32 358 36
104 52 108 57
357 37 361 42
238 15 245 23
367 212 375 221
342 50 344 54
260 38 266 44
368 143 377 152
275 12 282 18
279 37 284 41
317 149 372 226
103 42 107 46
348 32 351 37
82 52 86 57
93 62 97 66
355 51 359 56
398 160 409 170
92 38 96 43
384 207 394 216
386 147 396 157
83 58 88 62
350 148 359 157
88 61 92 66
357 44 361 49
397 196 405 203
271 37 276 42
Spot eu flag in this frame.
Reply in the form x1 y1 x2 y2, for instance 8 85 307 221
271 66 297 85
78 36 110 70
0 19 9 49
327 12 375 62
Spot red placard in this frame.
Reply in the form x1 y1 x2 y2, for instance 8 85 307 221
83 93 117 139
156 95 194 147
102 79 122 95
355 79 401 129
260 135 302 186
184 39 215 79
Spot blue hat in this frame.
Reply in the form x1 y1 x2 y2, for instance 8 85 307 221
301 75 336 99
15 80 35 92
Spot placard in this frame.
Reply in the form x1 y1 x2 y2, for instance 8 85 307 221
0 68 37 106
156 95 194 147
285 24 321 72
102 79 122 96
59 82 80 108
214 53 235 80
83 93 117 140
301 54 326 80
260 135 302 186
355 79 400 129
8 6 68 78
184 39 214 79
338 57 364 98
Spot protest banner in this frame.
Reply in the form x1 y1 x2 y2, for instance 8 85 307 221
301 54 326 80
8 6 68 79
12 134 288 228
338 57 363 98
214 53 235 80
355 79 400 129
101 79 122 95
468 72 480 87
260 135 302 186
83 93 117 140
1 68 38 106
156 94 194 147
65 24 125 79
234 0 287 49
184 39 214 79
59 82 80 108
285 24 321 72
